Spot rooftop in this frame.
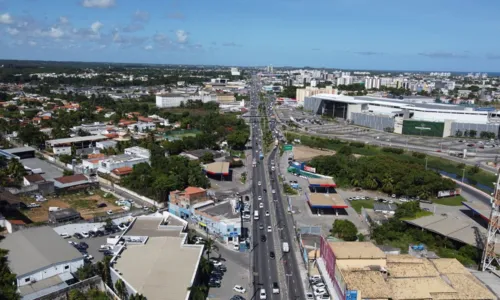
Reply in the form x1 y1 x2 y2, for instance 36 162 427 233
307 177 336 187
49 208 81 220
53 174 88 184
306 193 347 208
46 135 108 146
24 174 47 184
204 161 230 175
342 270 392 299
0 226 83 276
125 217 185 237
3 146 36 153
330 241 386 260
114 236 202 300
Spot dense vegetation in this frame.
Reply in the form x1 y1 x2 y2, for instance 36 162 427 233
285 132 497 193
331 219 359 241
308 153 456 199
373 202 482 266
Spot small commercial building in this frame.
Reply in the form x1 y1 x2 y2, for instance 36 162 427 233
98 154 149 174
168 187 208 219
0 226 84 298
316 238 496 300
306 193 347 215
49 208 81 223
53 174 94 193
203 161 231 181
127 122 156 133
373 202 397 215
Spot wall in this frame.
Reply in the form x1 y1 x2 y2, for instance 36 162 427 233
351 113 395 132
97 176 164 208
53 146 71 155
451 122 500 138
319 236 345 299
402 120 445 137
36 276 120 300
18 258 84 287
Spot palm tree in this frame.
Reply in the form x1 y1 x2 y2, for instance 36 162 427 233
202 237 218 261
187 285 207 300
115 279 128 300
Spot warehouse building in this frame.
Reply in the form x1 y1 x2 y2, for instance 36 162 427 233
304 94 500 137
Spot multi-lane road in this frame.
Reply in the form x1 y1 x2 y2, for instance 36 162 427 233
249 77 304 300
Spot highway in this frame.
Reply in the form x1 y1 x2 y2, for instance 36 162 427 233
249 76 305 300
249 78 281 300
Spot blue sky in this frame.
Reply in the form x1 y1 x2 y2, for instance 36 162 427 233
1 0 500 72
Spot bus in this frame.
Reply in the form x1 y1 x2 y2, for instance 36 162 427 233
254 210 259 220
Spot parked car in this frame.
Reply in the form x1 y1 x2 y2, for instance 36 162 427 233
106 210 113 215
269 251 275 259
60 233 70 239
78 242 89 249
259 288 267 299
80 231 89 238
208 281 221 288
73 233 83 239
233 285 246 294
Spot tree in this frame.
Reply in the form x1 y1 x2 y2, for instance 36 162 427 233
96 256 112 288
115 279 128 300
226 130 249 150
68 290 87 300
468 129 477 138
129 294 147 300
63 170 75 176
455 130 463 137
200 152 214 164
203 237 219 260
7 159 26 185
331 219 358 241
75 263 96 280
337 146 353 156
187 285 207 300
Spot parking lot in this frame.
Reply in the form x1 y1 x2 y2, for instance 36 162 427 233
207 251 250 300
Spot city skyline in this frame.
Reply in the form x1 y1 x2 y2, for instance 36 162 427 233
1 0 500 72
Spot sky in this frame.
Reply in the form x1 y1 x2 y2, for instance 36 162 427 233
1 0 500 72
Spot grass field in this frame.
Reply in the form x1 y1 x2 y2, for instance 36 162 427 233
350 199 374 213
432 195 466 206
400 210 434 220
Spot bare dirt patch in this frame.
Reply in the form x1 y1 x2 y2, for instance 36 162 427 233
292 145 337 161
22 191 121 222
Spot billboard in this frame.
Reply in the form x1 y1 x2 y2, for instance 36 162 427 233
437 188 462 198
283 144 293 151
346 291 358 300
402 120 445 137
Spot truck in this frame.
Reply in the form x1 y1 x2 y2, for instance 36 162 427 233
282 242 289 253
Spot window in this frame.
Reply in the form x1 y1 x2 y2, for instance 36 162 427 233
25 278 30 283
64 266 69 270
227 229 230 232
234 228 238 232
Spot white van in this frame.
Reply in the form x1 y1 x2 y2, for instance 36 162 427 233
254 210 259 220
259 288 267 299
282 242 289 253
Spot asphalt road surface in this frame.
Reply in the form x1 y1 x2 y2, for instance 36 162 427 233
250 77 281 300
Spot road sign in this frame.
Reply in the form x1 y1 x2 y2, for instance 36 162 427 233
283 144 293 151
346 290 358 300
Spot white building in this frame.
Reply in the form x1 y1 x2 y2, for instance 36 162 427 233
156 94 186 108
98 154 149 173
96 140 117 150
0 227 84 292
336 76 353 86
127 122 156 133
124 146 151 159
231 67 240 76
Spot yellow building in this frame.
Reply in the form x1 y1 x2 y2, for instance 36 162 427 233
216 92 236 103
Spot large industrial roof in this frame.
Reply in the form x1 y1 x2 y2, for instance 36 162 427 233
0 226 83 276
114 236 203 300
307 177 336 187
204 161 230 175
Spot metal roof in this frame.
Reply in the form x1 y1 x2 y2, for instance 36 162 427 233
0 226 83 276
45 135 108 146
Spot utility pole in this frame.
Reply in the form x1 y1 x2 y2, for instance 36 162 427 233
425 157 428 171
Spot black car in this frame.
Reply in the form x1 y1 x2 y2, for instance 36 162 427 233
261 235 266 242
73 233 83 239
270 251 275 259
215 265 227 272
103 250 114 256
78 242 89 249
208 281 221 288
88 231 96 237
211 271 223 277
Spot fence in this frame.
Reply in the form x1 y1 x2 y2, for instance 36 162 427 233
97 176 164 208
36 276 121 300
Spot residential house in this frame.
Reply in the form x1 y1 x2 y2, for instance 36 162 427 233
53 174 95 193
168 187 208 219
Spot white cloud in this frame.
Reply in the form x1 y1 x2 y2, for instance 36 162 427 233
28 41 37 46
46 27 64 39
6 27 19 36
91 21 103 33
176 29 188 43
134 10 149 22
0 13 13 24
81 0 115 8
144 45 153 50
59 16 69 24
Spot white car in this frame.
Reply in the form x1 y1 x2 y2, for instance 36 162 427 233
84 254 94 260
267 226 272 232
258 181 262 186
80 231 89 238
309 275 322 282
60 233 70 239
317 294 331 300
272 189 275 194
233 285 246 294
258 196 262 201
212 261 223 267
233 244 240 250
106 210 113 215
305 293 314 300
265 211 270 217
118 224 128 230
259 203 264 208
260 288 267 299
68 241 76 245
314 283 326 289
